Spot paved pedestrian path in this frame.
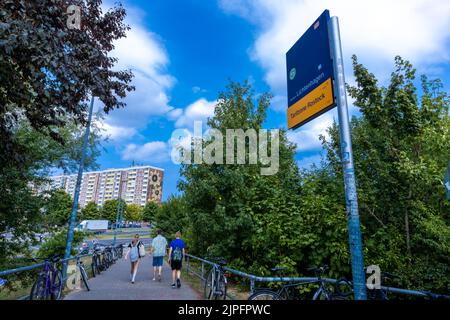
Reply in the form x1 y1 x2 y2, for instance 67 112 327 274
64 254 201 300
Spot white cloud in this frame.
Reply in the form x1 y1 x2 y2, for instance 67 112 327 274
97 121 138 142
174 98 217 129
97 3 177 136
220 0 450 109
286 111 335 152
121 141 169 163
219 0 450 151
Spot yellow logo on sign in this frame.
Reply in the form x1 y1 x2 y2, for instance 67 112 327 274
287 77 335 129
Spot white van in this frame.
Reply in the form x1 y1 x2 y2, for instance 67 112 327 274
75 220 109 232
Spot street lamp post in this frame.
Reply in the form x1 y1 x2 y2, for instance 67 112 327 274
62 96 95 280
113 178 127 246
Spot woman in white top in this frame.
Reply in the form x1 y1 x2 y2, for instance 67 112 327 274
124 236 143 284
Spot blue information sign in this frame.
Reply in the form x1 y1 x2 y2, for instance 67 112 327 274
286 10 335 129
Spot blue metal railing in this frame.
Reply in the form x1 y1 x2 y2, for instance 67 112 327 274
0 254 92 278
2 251 447 300
0 253 93 299
184 253 449 299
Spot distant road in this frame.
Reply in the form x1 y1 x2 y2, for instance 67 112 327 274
96 238 153 246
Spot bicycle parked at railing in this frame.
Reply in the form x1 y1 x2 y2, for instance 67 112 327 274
248 265 345 300
66 256 90 292
76 257 90 291
334 271 450 300
91 245 107 276
111 244 123 262
103 246 114 267
29 255 63 300
204 257 228 300
115 244 123 259
90 243 123 277
333 269 399 300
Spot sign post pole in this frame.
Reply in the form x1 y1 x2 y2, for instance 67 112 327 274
328 16 367 300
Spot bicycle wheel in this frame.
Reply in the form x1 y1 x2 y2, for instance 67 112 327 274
97 254 105 272
91 256 97 277
248 289 280 300
216 273 227 300
51 270 63 300
106 252 112 267
95 254 103 273
30 275 47 300
100 253 107 270
204 268 216 300
313 286 332 300
333 278 353 300
79 266 90 291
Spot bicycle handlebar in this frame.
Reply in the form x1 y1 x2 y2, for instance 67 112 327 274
307 265 329 274
205 257 227 265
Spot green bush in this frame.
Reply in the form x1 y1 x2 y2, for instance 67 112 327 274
37 230 85 259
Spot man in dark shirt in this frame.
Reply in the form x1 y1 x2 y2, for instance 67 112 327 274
168 231 185 289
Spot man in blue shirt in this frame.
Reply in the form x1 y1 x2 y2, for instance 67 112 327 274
168 231 185 289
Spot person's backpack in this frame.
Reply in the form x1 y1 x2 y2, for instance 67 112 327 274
138 241 146 258
172 246 183 262
130 245 139 261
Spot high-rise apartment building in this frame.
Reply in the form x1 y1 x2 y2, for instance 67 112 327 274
41 166 164 208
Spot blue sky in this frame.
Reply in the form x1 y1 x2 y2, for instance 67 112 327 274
93 0 450 201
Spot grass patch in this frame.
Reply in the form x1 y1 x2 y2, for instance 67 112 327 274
86 233 151 240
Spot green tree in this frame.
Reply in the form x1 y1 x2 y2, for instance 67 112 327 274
320 55 450 291
0 0 134 168
0 0 132 267
80 201 100 221
125 204 143 222
153 196 189 242
0 120 104 267
179 80 306 275
43 190 73 227
37 230 85 258
142 201 159 223
100 199 127 222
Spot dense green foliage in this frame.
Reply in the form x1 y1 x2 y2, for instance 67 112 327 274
324 56 450 291
0 121 103 267
80 201 100 221
167 58 449 293
37 230 85 259
125 204 143 222
142 201 159 223
100 199 127 222
0 1 133 268
152 195 189 242
0 0 134 166
43 190 73 227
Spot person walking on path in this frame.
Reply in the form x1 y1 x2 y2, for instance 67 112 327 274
168 231 185 289
124 234 145 284
150 229 168 281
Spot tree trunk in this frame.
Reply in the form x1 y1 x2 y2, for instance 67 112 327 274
405 189 412 258
404 210 411 257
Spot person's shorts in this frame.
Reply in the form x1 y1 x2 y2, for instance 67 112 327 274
170 259 182 270
153 256 164 267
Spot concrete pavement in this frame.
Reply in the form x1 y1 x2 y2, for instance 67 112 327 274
64 253 201 300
